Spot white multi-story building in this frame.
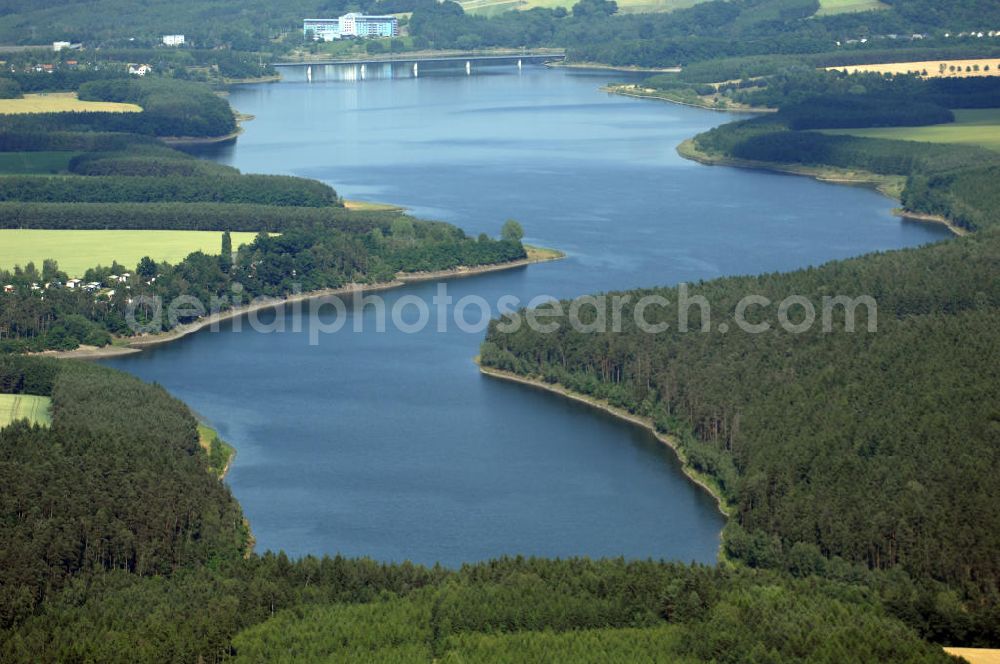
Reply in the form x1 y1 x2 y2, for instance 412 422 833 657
303 18 340 41
303 14 398 41
162 34 185 46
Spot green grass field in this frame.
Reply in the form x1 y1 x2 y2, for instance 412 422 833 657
0 230 260 276
0 152 78 174
821 109 1000 153
815 0 889 15
461 0 703 16
0 394 52 428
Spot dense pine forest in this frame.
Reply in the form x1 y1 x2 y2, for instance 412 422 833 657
0 78 236 138
2 0 1000 660
479 50 1000 653
0 354 958 661
483 228 1000 641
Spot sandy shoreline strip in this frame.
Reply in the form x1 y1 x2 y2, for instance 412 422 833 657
478 363 732 519
40 247 564 360
892 209 968 236
602 84 774 114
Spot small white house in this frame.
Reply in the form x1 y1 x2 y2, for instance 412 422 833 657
66 279 82 289
3 284 14 294
53 41 71 52
128 63 152 76
162 34 185 46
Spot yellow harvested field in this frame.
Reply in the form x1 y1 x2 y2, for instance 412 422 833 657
816 0 888 15
827 59 1000 78
943 648 1000 664
0 92 142 115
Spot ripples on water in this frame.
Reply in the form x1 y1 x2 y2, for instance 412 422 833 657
106 63 951 566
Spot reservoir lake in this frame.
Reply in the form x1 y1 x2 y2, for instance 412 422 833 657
103 62 950 566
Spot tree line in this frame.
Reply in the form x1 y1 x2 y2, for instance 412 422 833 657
686 71 1000 231
0 357 248 629
0 201 423 232
0 218 525 351
481 227 1000 646
0 130 160 153
67 145 243 177
0 78 236 138
0 173 339 207
0 359 956 663
674 45 1000 85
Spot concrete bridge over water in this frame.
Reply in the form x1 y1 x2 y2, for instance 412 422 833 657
273 51 565 68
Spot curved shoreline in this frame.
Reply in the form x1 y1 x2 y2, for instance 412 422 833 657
160 128 243 145
676 139 965 236
602 84 774 114
41 247 565 360
478 364 732 521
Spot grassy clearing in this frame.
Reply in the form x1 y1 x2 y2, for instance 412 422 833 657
0 229 260 276
461 0 703 15
821 109 1000 153
343 199 403 212
0 151 78 174
815 0 888 15
0 92 142 115
826 59 1000 78
0 394 52 427
525 244 565 262
197 423 235 479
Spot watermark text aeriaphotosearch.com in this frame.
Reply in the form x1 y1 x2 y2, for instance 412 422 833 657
125 282 878 344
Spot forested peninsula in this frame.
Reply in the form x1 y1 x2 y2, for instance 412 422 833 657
0 77 534 353
479 46 1000 657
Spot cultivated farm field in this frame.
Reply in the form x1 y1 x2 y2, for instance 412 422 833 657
827 59 1000 78
0 229 260 276
0 394 52 427
815 0 888 15
0 92 141 115
821 109 1000 153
